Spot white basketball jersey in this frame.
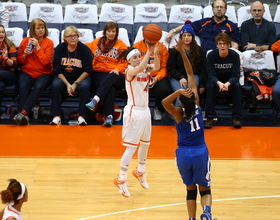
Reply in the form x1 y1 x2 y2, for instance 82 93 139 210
2 204 22 220
125 66 150 107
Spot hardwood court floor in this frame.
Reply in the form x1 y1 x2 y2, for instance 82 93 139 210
1 125 280 220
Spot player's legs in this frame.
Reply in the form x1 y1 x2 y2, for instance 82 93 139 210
186 184 198 219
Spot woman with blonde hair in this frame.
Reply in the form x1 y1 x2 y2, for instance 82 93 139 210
15 18 54 125
50 26 92 125
0 179 28 220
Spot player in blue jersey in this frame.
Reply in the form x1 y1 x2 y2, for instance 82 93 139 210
162 38 215 220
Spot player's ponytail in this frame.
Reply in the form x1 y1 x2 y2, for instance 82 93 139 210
179 94 196 121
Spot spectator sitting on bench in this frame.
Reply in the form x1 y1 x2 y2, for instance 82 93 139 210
14 18 54 125
50 26 93 126
85 22 127 127
204 33 243 129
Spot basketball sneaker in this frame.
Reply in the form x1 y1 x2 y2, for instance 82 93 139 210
13 113 29 125
132 169 149 189
85 99 97 112
50 116 61 125
200 211 212 220
113 176 130 198
103 115 113 127
78 116 87 126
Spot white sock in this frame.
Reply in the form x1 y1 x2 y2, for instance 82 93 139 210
93 95 100 103
119 170 127 181
137 163 146 173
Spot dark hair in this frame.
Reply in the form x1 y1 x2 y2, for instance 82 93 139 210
1 179 23 204
103 21 119 40
215 33 231 45
180 33 201 73
179 94 196 121
117 47 136 62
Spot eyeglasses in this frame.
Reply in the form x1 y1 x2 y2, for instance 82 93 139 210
214 6 225 9
217 43 228 46
252 9 263 12
66 35 78 39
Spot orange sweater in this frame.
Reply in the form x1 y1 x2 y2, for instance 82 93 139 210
271 40 280 55
17 37 54 78
85 38 127 74
133 40 169 81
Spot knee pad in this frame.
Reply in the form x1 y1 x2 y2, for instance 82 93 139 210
200 189 211 197
187 187 197 200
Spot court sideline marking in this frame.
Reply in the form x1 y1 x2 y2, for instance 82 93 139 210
75 195 280 219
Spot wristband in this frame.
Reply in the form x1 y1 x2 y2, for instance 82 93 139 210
4 57 8 61
74 81 79 85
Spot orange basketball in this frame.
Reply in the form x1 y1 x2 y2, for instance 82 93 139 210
142 24 162 43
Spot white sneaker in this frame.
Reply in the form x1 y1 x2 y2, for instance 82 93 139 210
78 116 87 126
50 116 61 125
153 107 162 121
132 169 149 189
113 176 130 198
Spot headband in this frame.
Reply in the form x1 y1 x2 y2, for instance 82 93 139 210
126 49 140 61
17 183 26 200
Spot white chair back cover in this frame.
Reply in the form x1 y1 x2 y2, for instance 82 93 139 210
77 28 94 44
237 4 272 27
95 28 130 47
2 2 27 22
134 3 167 23
28 3 63 24
5 27 24 48
64 4 98 24
47 28 60 47
242 50 276 72
203 5 237 24
168 4 203 24
133 26 169 48
99 3 133 24
273 5 280 23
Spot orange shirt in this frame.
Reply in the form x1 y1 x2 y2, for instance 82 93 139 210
86 37 127 74
133 40 169 81
271 40 280 55
17 37 54 78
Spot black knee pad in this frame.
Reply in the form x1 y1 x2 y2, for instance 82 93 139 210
200 189 211 197
187 187 197 200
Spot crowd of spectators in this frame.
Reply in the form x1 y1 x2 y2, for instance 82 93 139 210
0 0 279 128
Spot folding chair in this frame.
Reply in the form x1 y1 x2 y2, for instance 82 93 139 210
168 4 203 30
2 2 28 36
98 3 133 44
133 26 169 49
64 4 98 34
237 3 272 27
28 3 64 32
134 3 168 37
5 27 24 48
203 5 237 24
95 27 130 47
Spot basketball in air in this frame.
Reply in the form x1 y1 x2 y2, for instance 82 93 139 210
142 24 162 43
